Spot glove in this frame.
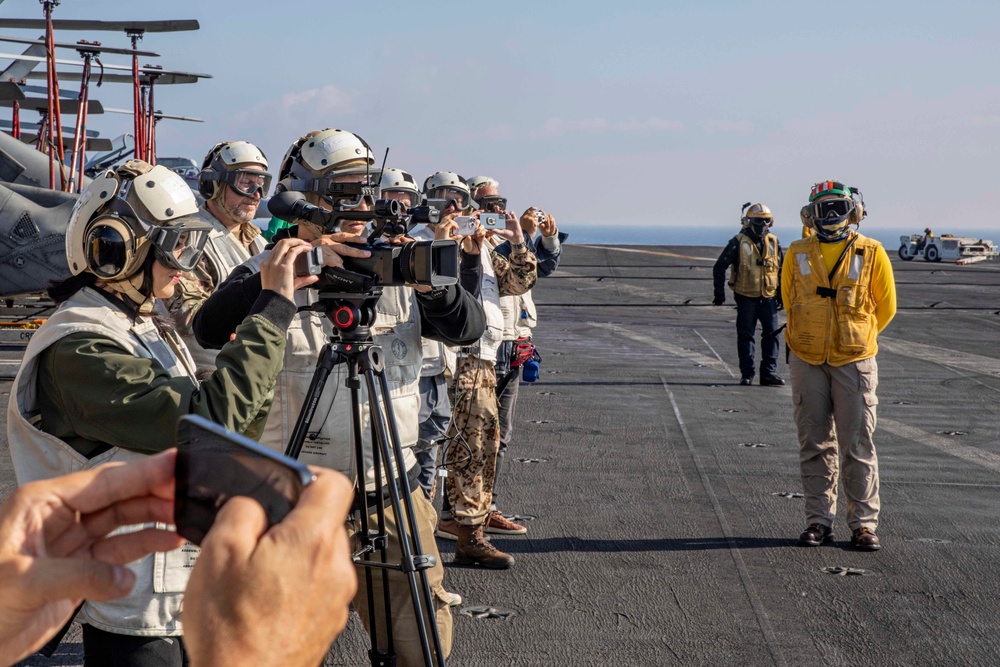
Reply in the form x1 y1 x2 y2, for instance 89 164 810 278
712 295 725 306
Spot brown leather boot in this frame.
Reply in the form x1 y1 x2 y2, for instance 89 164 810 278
454 523 515 569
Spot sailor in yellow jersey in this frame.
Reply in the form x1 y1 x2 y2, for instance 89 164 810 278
782 181 896 552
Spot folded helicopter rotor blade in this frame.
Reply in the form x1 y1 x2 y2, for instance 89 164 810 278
0 36 159 57
0 19 200 33
0 98 104 114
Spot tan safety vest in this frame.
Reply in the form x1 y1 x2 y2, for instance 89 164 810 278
178 206 266 375
729 232 780 298
7 287 198 636
243 248 422 489
784 233 880 366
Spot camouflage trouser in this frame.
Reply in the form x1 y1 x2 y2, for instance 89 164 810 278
444 355 500 526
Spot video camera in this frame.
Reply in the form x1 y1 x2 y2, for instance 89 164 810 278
269 190 459 293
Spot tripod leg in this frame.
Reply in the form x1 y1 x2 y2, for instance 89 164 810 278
362 363 447 667
348 360 394 665
285 342 336 460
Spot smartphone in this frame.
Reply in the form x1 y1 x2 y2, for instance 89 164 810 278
453 215 477 236
174 415 315 545
294 246 323 277
481 212 504 229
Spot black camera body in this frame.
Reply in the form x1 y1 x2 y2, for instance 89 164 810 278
269 190 459 293
316 240 459 292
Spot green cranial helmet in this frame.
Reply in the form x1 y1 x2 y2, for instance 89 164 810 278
802 180 864 242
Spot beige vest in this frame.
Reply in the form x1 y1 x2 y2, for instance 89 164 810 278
249 253 422 489
729 232 780 298
410 226 457 377
180 206 266 374
7 287 199 636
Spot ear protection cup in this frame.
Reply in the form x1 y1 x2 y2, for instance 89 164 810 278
197 170 219 200
849 200 864 225
198 142 225 200
83 216 139 281
800 205 814 229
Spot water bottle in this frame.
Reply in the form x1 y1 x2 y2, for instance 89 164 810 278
521 357 539 383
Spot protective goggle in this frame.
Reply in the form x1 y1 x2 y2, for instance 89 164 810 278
147 217 212 271
223 169 273 198
430 187 469 209
809 198 855 221
381 189 419 209
477 195 507 212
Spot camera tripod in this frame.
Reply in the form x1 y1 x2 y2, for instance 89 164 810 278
285 290 446 667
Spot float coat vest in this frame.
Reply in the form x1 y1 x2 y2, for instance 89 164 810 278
784 233 881 366
7 286 199 635
729 232 780 298
179 206 266 373
411 226 456 377
463 243 504 363
250 260 422 489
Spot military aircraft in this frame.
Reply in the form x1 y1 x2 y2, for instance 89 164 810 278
0 10 206 298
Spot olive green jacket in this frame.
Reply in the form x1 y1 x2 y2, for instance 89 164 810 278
35 290 296 458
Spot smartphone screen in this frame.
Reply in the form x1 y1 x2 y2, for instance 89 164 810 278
174 415 315 545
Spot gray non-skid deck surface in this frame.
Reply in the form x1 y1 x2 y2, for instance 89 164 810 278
3 244 999 666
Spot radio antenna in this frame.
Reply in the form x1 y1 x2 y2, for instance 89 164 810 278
377 147 389 188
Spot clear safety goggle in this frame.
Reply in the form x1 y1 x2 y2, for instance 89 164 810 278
430 186 469 209
810 198 855 221
223 169 273 198
147 218 212 271
381 188 419 209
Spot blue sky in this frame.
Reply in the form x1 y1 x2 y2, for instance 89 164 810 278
2 0 999 243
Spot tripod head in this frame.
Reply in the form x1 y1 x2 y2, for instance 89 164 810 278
298 288 384 343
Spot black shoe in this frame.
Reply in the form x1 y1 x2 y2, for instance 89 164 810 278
740 377 753 386
798 523 833 547
760 374 785 387
851 527 881 551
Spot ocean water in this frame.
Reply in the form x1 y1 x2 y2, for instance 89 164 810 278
566 225 997 249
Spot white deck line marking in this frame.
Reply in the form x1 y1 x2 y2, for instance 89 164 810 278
589 322 727 372
693 328 735 379
879 337 1000 378
880 418 1000 475
662 379 786 667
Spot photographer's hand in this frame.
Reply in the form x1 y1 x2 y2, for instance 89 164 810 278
435 214 459 241
520 207 540 238
260 238 320 300
492 210 522 242
539 212 557 238
0 452 184 666
312 235 372 271
183 468 357 667
463 221 486 255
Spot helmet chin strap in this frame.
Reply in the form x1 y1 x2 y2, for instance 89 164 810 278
100 243 157 314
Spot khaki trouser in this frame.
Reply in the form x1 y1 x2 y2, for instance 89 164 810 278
789 351 881 532
347 488 453 667
445 356 500 526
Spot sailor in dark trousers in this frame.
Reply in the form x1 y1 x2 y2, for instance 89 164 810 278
713 203 785 386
